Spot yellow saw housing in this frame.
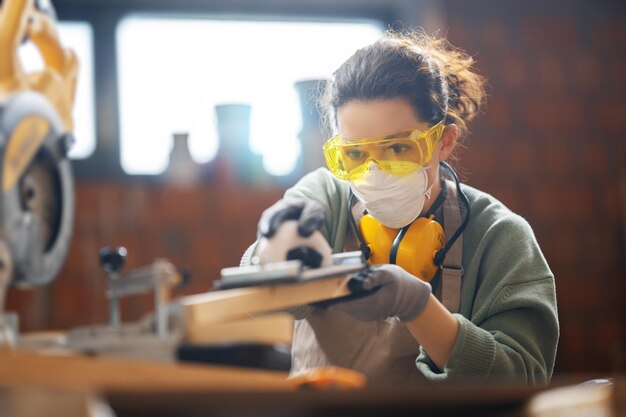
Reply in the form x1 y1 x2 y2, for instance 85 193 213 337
359 214 444 282
0 0 77 287
0 0 78 127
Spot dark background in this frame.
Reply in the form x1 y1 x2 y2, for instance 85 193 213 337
6 0 626 376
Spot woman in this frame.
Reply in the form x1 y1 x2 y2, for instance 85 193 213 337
242 31 558 385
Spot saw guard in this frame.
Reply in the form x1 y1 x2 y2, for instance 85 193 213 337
0 91 74 287
0 0 76 288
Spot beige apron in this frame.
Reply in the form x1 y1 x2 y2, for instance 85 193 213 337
291 180 464 384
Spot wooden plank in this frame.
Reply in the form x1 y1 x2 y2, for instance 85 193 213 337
181 275 351 328
0 387 92 417
185 313 294 346
0 348 292 393
525 381 616 417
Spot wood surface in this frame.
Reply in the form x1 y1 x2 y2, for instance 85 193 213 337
0 387 92 417
184 313 294 346
1 347 624 417
525 379 624 417
181 275 351 328
0 348 292 393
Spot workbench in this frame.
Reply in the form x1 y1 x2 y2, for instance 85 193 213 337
0 349 623 417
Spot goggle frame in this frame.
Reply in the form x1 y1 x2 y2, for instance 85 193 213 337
323 120 446 181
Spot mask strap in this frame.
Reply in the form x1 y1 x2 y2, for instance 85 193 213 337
422 162 437 200
424 178 447 218
433 161 471 267
348 191 371 261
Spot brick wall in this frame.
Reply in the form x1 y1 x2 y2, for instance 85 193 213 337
442 0 626 373
5 0 625 376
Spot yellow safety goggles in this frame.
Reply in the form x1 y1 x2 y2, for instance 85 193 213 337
322 121 446 181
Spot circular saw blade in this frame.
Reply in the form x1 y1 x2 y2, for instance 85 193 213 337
18 150 63 252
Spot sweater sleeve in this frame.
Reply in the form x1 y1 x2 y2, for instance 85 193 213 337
416 214 559 384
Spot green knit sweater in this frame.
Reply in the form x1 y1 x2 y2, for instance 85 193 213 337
242 168 559 384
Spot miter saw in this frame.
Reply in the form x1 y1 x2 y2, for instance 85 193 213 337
0 0 77 345
0 0 370 383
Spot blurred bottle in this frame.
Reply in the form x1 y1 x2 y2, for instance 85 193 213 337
165 132 199 188
214 103 264 185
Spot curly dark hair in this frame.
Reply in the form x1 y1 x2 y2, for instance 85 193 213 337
321 30 487 140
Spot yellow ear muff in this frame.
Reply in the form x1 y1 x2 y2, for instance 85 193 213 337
359 214 445 282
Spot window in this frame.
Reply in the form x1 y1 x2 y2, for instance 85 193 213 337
19 21 96 159
116 17 382 175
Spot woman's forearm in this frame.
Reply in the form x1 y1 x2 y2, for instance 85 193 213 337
405 294 460 370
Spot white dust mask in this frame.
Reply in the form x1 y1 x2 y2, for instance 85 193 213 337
350 164 434 229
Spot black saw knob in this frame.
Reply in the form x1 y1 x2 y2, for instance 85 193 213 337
99 247 128 273
286 246 323 269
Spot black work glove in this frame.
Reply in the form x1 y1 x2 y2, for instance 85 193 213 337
258 199 326 239
255 199 327 320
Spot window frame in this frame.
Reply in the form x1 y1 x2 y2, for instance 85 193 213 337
52 0 429 183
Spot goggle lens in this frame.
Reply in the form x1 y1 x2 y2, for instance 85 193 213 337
322 121 445 181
